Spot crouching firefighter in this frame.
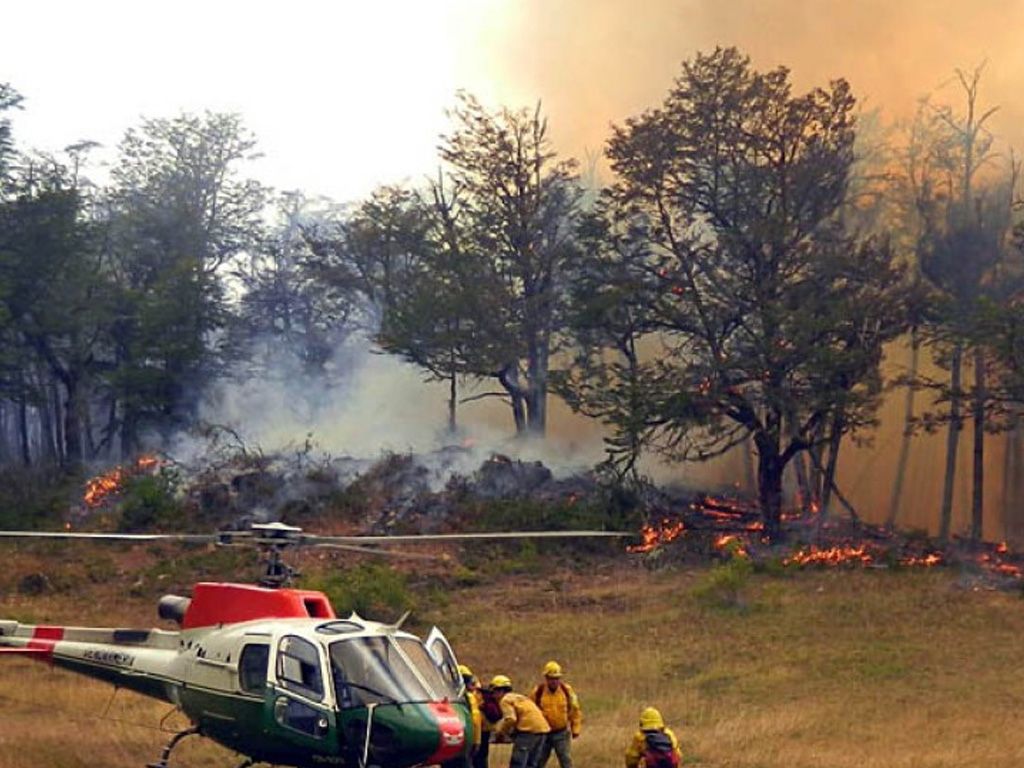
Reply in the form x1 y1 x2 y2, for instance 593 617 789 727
491 675 551 768
624 707 682 768
532 660 582 768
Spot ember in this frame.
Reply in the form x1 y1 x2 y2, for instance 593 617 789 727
83 454 163 509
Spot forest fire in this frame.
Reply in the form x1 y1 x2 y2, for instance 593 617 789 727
83 454 163 508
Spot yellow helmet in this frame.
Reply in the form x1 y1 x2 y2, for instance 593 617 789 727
490 674 513 689
542 660 563 678
639 707 665 730
458 664 475 679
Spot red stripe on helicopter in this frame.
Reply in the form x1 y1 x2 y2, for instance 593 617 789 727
27 626 64 661
426 701 466 764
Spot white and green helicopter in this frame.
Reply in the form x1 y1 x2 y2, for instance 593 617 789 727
0 523 625 768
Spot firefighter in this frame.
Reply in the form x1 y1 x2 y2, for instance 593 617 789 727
491 674 551 768
624 707 681 768
531 661 581 768
460 665 486 766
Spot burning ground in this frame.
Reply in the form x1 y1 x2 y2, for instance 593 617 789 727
68 444 1024 590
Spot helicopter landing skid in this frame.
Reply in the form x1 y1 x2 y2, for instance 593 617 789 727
146 726 200 768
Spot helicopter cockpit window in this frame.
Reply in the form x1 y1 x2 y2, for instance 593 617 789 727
396 637 461 700
239 643 270 695
330 636 438 708
277 635 325 702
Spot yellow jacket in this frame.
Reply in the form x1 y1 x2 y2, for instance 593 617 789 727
530 682 582 736
468 689 483 745
495 692 552 736
624 728 681 768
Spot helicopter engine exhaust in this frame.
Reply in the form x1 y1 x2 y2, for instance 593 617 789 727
158 595 192 626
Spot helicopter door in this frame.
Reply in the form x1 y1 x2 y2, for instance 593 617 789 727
425 627 464 698
266 635 339 756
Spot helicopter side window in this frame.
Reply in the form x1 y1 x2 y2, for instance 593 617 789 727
239 644 270 696
277 635 324 702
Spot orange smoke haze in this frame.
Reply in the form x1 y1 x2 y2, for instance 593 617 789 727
456 0 1024 160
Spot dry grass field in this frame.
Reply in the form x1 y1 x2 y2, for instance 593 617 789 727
2 546 1024 768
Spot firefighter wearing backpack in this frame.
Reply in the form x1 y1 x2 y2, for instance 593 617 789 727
624 707 682 768
532 660 582 768
491 674 552 768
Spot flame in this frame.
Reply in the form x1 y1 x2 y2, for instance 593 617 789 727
713 533 749 558
784 545 874 567
628 518 686 553
82 454 162 509
900 553 943 567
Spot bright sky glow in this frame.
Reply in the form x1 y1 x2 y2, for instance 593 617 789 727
2 0 507 201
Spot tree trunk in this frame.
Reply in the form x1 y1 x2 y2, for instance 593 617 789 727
755 433 784 541
37 390 58 465
971 347 985 543
939 344 963 542
742 437 756 495
787 413 813 511
820 416 844 520
18 396 30 467
120 405 138 459
498 365 528 435
63 374 83 466
448 369 458 435
525 338 549 436
1003 416 1022 541
887 331 920 528
51 380 65 461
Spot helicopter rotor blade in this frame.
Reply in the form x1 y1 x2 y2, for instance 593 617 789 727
304 530 629 545
309 543 445 560
0 530 220 544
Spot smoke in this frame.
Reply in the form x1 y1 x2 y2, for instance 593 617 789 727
173 1 1024 536
179 335 615 486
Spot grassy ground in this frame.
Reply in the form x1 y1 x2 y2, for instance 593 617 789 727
1 547 1024 768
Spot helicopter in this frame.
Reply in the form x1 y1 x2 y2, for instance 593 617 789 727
0 522 625 768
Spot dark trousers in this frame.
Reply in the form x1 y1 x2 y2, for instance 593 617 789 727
510 732 546 768
473 730 491 768
538 729 573 768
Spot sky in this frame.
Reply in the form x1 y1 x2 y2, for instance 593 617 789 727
6 1 1024 199
6 0 1024 536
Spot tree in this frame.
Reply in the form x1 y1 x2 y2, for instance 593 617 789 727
0 156 113 467
104 112 269 453
233 192 348 380
0 84 22 187
909 65 1018 542
436 92 584 436
563 47 910 539
374 176 492 434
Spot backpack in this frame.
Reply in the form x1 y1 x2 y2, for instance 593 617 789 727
532 682 571 708
642 730 679 768
480 688 503 724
